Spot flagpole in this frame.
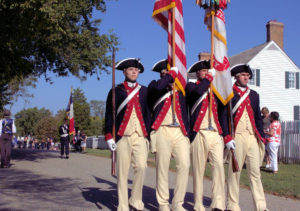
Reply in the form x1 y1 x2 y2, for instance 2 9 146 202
228 100 240 172
170 6 179 126
208 9 215 131
111 47 116 177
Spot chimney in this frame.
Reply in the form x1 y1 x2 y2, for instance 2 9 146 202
266 20 284 49
198 52 210 61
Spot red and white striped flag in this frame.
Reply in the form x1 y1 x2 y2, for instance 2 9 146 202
152 0 187 95
66 89 75 135
205 9 233 105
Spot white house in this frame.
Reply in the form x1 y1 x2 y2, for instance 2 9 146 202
229 21 300 121
192 21 300 121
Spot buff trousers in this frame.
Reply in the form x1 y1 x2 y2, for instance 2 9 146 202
227 132 268 211
151 126 190 211
191 130 225 211
116 133 148 211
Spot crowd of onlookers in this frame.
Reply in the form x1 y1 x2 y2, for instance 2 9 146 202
12 136 58 150
11 131 87 153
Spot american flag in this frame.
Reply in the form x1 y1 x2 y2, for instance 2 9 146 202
66 88 75 135
152 0 187 95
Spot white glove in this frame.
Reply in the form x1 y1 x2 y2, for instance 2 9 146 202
226 140 236 150
208 68 216 77
170 66 178 75
107 139 117 151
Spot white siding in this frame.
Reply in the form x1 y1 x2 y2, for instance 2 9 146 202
247 44 300 121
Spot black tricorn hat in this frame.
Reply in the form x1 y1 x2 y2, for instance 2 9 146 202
230 64 253 79
152 59 168 73
115 58 144 73
3 109 11 117
188 60 210 73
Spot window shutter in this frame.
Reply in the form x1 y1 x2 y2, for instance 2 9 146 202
285 72 289 88
296 72 299 89
294 106 300 120
256 69 260 86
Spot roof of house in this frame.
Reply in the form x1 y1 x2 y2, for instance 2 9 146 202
229 42 268 67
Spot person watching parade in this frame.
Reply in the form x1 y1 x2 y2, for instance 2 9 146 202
104 58 151 211
148 59 190 211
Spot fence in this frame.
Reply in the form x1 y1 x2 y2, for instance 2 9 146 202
278 121 300 164
86 136 108 149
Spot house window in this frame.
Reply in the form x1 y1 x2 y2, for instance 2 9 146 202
285 72 299 89
249 69 260 86
294 106 300 120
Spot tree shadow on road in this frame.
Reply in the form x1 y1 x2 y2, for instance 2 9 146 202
0 168 82 210
11 149 60 162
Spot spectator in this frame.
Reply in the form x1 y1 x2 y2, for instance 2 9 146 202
23 136 28 149
261 107 271 168
80 131 87 153
74 130 82 152
265 111 281 174
34 138 39 149
29 136 33 149
46 138 51 150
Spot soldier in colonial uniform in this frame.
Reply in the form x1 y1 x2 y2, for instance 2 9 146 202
0 109 16 168
59 118 70 159
186 60 229 211
227 64 268 211
148 60 190 211
104 58 151 211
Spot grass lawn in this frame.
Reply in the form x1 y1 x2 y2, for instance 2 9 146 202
86 148 300 200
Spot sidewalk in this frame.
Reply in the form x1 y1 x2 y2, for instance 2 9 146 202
0 149 299 210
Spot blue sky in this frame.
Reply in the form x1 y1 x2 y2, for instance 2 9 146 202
10 0 300 116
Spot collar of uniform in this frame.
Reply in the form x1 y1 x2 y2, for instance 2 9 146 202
124 81 137 89
233 83 248 95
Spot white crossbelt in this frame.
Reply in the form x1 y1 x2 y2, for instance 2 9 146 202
153 91 172 111
232 89 250 114
117 85 141 115
60 134 68 138
191 91 208 115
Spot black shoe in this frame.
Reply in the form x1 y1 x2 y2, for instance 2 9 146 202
60 155 64 159
212 209 223 211
65 156 69 159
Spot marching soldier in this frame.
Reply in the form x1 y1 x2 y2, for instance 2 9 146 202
0 109 16 168
59 118 70 159
104 58 151 211
148 60 190 211
186 60 229 211
227 64 268 211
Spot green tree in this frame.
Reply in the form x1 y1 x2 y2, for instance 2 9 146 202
15 107 52 136
34 116 58 140
73 88 91 135
90 100 106 119
89 116 105 136
0 0 119 109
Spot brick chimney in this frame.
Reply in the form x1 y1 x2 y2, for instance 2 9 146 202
198 52 210 61
266 20 284 49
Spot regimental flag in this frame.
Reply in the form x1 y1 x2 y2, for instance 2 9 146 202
204 9 233 105
66 89 75 135
152 0 187 95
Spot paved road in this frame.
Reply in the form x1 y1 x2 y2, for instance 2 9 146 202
0 149 299 210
